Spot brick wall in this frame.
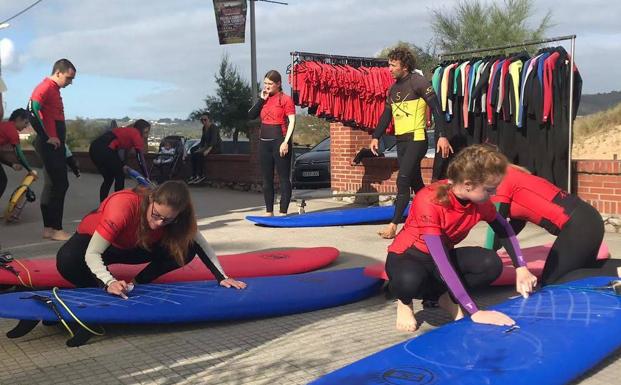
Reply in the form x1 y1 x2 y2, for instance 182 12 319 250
575 160 621 215
330 122 621 217
21 142 263 187
330 122 433 195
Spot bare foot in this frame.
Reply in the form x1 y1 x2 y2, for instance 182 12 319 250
396 300 418 332
378 223 398 239
264 212 274 217
438 292 465 321
50 230 71 241
43 227 54 239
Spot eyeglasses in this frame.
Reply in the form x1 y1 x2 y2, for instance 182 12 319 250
150 203 177 225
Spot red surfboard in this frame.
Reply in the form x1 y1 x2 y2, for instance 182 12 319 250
363 242 610 286
0 247 339 288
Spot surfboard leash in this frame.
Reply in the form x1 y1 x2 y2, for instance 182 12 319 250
12 259 34 289
52 287 105 337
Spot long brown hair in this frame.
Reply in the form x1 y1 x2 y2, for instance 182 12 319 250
435 144 508 205
264 70 282 92
136 181 197 266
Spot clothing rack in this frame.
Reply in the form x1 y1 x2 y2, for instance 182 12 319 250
289 51 388 97
439 35 577 192
290 51 388 67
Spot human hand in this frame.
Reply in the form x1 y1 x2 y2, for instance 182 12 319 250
219 278 247 289
369 138 379 156
12 163 23 171
28 169 38 180
471 310 515 326
260 89 269 100
279 142 289 157
515 266 537 298
106 280 132 299
436 137 453 158
47 137 61 149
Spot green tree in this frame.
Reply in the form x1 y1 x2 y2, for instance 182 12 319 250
65 117 107 151
190 55 252 147
431 0 552 54
377 40 438 77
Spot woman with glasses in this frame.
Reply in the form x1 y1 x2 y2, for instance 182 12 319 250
188 112 221 185
89 119 151 202
248 70 296 216
56 180 246 298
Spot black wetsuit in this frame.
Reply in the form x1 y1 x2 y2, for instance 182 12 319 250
373 72 447 224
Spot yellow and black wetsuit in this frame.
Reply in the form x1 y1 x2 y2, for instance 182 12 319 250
373 72 446 224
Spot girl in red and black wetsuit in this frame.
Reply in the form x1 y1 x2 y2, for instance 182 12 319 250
56 181 246 298
248 70 296 216
0 109 38 200
492 165 605 284
386 144 536 332
89 119 151 202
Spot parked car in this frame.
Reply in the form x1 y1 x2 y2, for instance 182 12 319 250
292 134 435 189
292 137 331 188
384 131 436 159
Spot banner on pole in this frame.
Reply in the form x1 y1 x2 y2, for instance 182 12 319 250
213 0 248 45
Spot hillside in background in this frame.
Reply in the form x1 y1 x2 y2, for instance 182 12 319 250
573 101 621 160
578 91 621 116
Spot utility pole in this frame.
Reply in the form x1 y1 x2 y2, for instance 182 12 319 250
248 0 287 104
249 0 257 103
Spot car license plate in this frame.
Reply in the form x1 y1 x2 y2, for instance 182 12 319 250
302 171 320 177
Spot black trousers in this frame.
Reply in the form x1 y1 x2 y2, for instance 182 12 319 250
0 164 6 201
90 134 125 202
392 138 428 224
33 136 69 230
56 233 196 287
190 146 219 178
260 139 292 214
385 246 503 304
541 200 605 285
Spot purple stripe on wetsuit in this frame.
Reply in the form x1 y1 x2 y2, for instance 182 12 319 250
422 234 479 315
495 212 526 267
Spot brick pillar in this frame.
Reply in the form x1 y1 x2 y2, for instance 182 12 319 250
330 122 433 195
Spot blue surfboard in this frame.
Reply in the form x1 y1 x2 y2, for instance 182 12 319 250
0 268 381 325
247 204 410 227
310 276 621 385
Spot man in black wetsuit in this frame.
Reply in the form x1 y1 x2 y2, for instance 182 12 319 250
370 47 452 239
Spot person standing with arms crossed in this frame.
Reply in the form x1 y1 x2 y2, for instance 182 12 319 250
248 70 296 216
370 47 453 239
28 58 76 241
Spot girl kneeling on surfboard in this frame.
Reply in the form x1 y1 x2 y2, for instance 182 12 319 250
385 144 536 332
491 165 606 285
56 180 246 298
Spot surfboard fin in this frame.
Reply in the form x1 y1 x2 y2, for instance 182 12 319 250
65 325 93 347
6 320 40 338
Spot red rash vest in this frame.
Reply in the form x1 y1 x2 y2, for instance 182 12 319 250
77 190 163 249
388 181 497 255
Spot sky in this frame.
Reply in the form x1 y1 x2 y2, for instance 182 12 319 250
0 0 619 120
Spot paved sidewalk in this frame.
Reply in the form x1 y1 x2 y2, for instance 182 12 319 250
0 170 620 385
